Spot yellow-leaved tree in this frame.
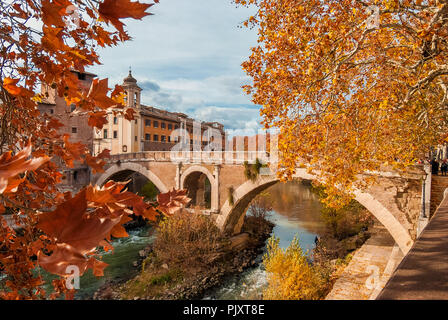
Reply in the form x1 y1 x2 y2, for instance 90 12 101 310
235 0 448 207
263 236 328 300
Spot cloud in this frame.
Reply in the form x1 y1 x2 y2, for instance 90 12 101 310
89 0 261 134
192 106 262 135
139 80 160 92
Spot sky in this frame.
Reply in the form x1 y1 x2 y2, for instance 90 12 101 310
89 0 261 136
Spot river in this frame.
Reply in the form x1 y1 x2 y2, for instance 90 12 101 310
38 180 326 300
203 180 326 300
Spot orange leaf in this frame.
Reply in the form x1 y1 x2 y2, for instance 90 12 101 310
157 189 191 216
0 140 50 194
3 77 21 95
99 0 153 34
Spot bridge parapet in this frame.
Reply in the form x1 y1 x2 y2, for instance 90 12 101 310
107 151 272 165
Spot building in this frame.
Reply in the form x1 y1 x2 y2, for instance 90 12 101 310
38 70 97 189
38 70 225 189
93 71 225 156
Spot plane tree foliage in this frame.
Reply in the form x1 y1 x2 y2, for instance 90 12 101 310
236 0 448 207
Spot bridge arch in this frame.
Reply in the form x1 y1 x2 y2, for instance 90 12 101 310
95 162 169 193
180 165 217 211
216 169 414 254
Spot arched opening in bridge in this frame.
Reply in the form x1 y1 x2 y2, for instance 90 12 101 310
183 172 212 209
105 169 160 200
217 174 414 255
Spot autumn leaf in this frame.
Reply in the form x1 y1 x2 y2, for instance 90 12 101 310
85 154 107 173
87 78 117 110
87 111 109 130
99 0 153 34
157 189 191 215
124 108 135 121
2 77 21 95
37 189 122 254
38 243 90 276
0 141 50 194
41 0 72 27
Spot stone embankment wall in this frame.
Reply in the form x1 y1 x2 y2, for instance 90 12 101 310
325 223 404 300
430 175 448 216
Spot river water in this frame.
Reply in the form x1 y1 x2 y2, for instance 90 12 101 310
39 226 157 300
203 181 326 300
38 180 326 300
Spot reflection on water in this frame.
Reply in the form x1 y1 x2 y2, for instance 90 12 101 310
204 180 326 300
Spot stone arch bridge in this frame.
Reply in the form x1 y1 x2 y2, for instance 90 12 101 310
91 151 428 255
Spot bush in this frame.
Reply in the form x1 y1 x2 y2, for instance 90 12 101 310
247 192 272 220
139 181 159 201
153 210 225 272
263 236 329 300
321 201 372 240
311 183 373 240
244 158 266 182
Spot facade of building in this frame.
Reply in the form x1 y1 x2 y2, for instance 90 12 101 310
93 71 225 156
38 70 225 189
38 70 97 189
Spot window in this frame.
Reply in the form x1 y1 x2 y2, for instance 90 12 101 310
161 122 166 129
168 136 171 142
145 133 150 141
113 131 118 139
77 72 86 80
135 119 138 124
190 139 193 145
153 120 159 128
103 129 108 139
72 127 77 134
153 134 159 142
161 135 166 142
145 119 151 126
73 170 78 181
174 125 179 129
50 109 54 114
134 92 138 104
114 117 118 124
168 124 173 130
135 135 137 141
70 104 76 112
124 94 128 103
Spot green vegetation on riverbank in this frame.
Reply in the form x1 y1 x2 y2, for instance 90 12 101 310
310 182 373 261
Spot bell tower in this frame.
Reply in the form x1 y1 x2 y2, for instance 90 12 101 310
122 68 142 109
120 68 142 153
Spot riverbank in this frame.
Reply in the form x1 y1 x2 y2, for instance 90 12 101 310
92 180 378 301
325 222 404 300
93 214 274 300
